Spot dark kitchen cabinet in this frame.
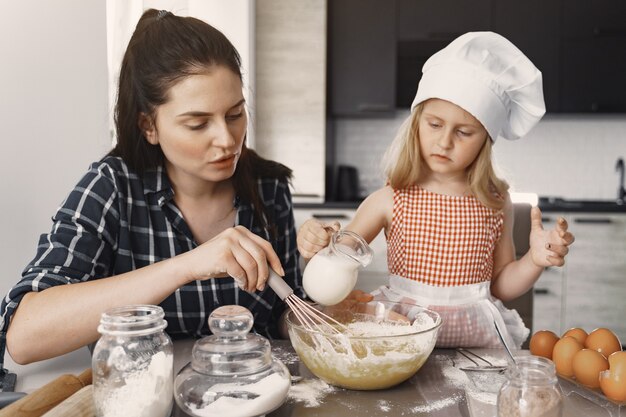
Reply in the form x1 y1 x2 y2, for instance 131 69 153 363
394 0 493 108
328 0 397 116
493 0 560 112
560 0 626 112
396 0 492 40
328 0 626 114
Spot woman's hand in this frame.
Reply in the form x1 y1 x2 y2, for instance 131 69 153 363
296 219 340 259
183 225 284 292
529 207 575 267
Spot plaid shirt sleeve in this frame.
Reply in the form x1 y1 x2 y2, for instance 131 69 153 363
0 162 120 368
0 160 305 367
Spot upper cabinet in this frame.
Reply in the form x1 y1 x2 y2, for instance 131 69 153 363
328 0 626 115
328 0 396 116
559 0 626 112
396 0 492 40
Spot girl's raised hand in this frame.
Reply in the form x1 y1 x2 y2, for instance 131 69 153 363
529 206 575 267
297 219 340 259
183 225 284 293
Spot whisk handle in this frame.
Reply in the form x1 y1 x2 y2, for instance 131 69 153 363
267 269 294 300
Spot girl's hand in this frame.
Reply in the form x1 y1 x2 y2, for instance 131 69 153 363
183 225 284 293
297 219 340 259
529 206 575 267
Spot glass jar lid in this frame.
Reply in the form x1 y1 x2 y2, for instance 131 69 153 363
191 305 272 376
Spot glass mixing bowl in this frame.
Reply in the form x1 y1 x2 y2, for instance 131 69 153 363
286 300 441 390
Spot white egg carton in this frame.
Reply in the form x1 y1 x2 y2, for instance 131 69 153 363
559 375 625 417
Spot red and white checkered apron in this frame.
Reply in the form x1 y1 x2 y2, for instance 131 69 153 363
387 185 503 285
374 186 528 348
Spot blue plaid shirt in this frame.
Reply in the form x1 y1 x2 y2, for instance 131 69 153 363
0 156 303 368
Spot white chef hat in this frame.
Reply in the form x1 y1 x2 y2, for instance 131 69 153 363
411 31 546 141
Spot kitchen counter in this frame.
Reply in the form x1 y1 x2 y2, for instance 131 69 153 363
5 340 622 416
296 197 626 213
171 340 620 417
262 342 622 417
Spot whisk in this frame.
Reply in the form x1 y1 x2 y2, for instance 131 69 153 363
268 269 349 335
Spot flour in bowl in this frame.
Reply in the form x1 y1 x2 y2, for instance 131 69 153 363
289 312 439 390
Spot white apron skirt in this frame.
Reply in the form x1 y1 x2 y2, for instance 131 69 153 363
372 275 529 349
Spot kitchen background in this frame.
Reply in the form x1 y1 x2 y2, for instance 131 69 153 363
1 0 625 341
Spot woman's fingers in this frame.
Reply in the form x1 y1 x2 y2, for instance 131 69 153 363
246 231 284 276
229 244 260 292
197 226 283 293
236 226 286 291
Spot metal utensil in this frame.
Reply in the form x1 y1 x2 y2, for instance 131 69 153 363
458 348 507 373
493 320 517 365
457 349 508 393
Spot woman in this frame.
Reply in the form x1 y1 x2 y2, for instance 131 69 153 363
0 9 303 366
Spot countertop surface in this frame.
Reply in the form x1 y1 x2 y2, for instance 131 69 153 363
5 339 623 416
173 341 622 417
295 197 626 213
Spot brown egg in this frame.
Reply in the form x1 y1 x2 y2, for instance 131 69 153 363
562 327 588 345
572 348 609 388
552 336 584 377
600 351 626 402
585 328 622 357
529 330 560 359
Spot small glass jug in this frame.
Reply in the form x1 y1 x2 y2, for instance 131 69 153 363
303 229 373 305
92 305 174 417
497 355 563 417
174 305 290 417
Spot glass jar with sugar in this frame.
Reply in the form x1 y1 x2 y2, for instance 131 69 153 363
92 305 174 417
174 305 290 417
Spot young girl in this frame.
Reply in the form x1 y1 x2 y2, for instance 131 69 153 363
298 32 575 348
0 9 303 367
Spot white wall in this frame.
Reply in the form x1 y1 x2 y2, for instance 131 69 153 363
334 113 626 201
107 0 255 145
0 1 110 297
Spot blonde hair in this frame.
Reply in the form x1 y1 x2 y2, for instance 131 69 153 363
382 103 509 210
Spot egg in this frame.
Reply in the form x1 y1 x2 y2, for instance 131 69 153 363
600 351 626 402
530 330 560 359
562 327 588 345
552 336 583 377
572 348 609 388
585 328 622 357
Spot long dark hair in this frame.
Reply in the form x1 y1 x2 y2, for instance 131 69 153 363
109 9 291 236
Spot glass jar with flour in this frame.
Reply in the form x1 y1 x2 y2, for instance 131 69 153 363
92 305 174 417
174 305 290 417
303 230 373 305
497 355 563 417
